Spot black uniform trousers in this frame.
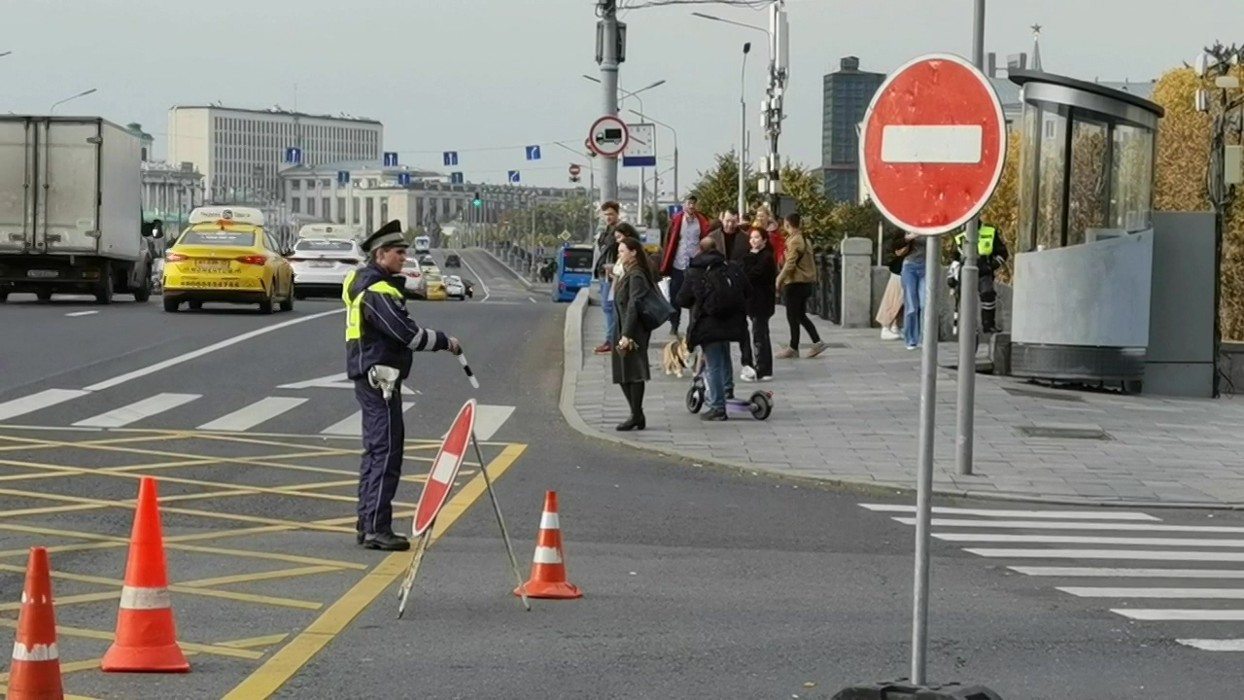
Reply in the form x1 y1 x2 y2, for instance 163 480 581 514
354 378 405 536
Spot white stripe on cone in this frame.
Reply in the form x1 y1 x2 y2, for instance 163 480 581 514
11 641 58 661
533 546 562 565
119 585 172 610
540 511 560 530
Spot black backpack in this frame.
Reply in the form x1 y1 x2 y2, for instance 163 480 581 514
700 261 749 318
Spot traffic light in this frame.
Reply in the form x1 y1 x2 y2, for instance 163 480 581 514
472 192 481 207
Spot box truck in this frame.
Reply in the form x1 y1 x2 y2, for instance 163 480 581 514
0 116 156 303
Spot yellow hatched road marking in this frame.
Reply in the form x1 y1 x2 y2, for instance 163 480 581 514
0 619 264 659
222 442 527 699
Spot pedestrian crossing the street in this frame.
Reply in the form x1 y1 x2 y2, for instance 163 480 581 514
0 387 517 441
859 502 1244 653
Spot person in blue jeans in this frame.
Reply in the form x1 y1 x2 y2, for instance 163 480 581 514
899 233 928 350
593 202 622 355
675 237 750 421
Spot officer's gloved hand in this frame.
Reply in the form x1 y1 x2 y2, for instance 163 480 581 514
447 337 463 355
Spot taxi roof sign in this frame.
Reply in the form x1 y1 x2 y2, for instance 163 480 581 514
298 223 362 240
187 206 267 227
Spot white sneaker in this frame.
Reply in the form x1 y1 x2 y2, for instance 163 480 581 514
740 366 757 382
881 327 901 341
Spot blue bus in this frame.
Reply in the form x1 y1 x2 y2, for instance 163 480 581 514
552 243 595 303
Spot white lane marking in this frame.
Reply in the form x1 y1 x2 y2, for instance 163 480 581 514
320 402 415 436
528 297 537 304
1060 586 1244 599
196 397 308 432
72 392 201 428
897 517 1244 534
441 404 514 442
1114 609 1244 622
964 548 1244 562
1177 639 1244 651
881 124 983 164
859 503 1160 521
936 533 1244 548
0 389 90 422
65 310 98 317
83 309 343 392
1010 566 1244 579
459 250 491 303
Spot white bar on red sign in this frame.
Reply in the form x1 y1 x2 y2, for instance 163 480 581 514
880 125 983 164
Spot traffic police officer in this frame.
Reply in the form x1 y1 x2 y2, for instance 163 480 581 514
344 220 462 551
949 223 1009 333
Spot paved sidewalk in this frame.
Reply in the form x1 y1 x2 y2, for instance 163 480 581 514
561 290 1244 508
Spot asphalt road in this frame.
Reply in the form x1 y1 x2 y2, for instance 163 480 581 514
0 248 1239 699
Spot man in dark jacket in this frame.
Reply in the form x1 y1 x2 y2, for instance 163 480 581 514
344 220 462 551
593 201 622 354
709 209 751 261
676 237 750 421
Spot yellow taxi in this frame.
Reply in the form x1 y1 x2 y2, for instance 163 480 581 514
423 270 448 301
162 206 295 314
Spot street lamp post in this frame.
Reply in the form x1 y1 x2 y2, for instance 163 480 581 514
739 42 752 216
0 51 12 59
50 88 98 114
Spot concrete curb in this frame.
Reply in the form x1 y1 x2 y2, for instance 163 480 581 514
555 291 1240 511
478 247 535 290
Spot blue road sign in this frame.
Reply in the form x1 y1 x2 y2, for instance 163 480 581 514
337 170 351 186
384 152 399 167
450 172 464 185
508 170 521 183
443 151 459 167
667 204 684 217
622 154 657 168
397 172 412 186
284 147 302 164
525 145 541 161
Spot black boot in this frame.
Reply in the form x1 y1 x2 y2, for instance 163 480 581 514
630 382 646 430
617 383 640 431
363 531 411 551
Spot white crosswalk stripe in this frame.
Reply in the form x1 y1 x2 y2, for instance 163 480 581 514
0 388 518 440
859 502 1244 654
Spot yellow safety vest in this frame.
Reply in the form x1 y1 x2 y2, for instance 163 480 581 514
342 269 405 341
955 225 996 257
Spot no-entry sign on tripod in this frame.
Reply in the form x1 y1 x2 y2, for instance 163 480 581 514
396 398 530 618
856 52 1006 693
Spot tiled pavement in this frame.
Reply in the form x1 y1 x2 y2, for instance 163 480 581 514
561 289 1244 508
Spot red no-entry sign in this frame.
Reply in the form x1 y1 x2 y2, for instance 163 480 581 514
411 399 476 537
859 53 1006 236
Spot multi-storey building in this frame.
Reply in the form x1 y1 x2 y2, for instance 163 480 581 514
821 56 885 204
166 105 382 205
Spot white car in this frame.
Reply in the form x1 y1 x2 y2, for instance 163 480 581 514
445 275 467 301
399 262 428 299
290 238 364 299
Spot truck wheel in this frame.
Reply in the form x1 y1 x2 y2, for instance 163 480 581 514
95 261 114 304
132 265 152 303
36 291 52 302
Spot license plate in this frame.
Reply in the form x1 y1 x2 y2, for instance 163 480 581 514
183 279 241 289
27 269 58 278
307 261 332 268
193 262 230 272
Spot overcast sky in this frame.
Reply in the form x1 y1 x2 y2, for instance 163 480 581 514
3 0 1238 194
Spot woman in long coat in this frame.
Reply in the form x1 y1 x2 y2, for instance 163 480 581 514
611 235 657 431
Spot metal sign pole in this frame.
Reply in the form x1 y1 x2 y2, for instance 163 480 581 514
910 233 942 685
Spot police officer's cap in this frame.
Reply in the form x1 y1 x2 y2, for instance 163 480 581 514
362 220 407 253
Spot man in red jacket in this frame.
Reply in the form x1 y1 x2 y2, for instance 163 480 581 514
659 195 713 337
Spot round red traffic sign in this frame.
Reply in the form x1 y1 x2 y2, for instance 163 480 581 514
859 53 1006 236
411 399 476 537
569 164 582 176
587 115 629 158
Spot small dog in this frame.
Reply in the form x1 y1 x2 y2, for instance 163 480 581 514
661 336 691 377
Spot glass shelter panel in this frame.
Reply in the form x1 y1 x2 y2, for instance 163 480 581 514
1017 103 1041 253
1110 124 1155 232
1066 117 1109 247
1035 107 1068 251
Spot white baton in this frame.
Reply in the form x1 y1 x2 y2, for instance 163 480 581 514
458 353 479 389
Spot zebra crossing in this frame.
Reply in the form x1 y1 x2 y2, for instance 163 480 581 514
0 387 517 440
860 502 1244 653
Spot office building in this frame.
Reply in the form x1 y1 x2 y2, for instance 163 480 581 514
821 56 885 204
167 105 383 205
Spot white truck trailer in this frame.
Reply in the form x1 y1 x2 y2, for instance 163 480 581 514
0 116 156 303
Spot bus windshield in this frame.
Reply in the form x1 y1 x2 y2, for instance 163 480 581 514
562 248 594 273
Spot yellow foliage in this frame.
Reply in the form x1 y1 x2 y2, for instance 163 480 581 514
980 131 1022 282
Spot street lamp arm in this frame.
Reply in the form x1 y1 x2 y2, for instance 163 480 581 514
691 12 769 37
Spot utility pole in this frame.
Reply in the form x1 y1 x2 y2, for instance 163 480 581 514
759 0 789 213
955 0 987 477
596 0 623 204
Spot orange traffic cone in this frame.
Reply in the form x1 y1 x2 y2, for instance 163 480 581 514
514 491 582 599
101 477 190 673
7 547 64 700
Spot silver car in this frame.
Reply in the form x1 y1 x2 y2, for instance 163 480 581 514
290 238 364 299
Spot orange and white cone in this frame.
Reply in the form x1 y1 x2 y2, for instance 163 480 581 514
514 491 582 599
101 477 190 673
7 547 64 700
